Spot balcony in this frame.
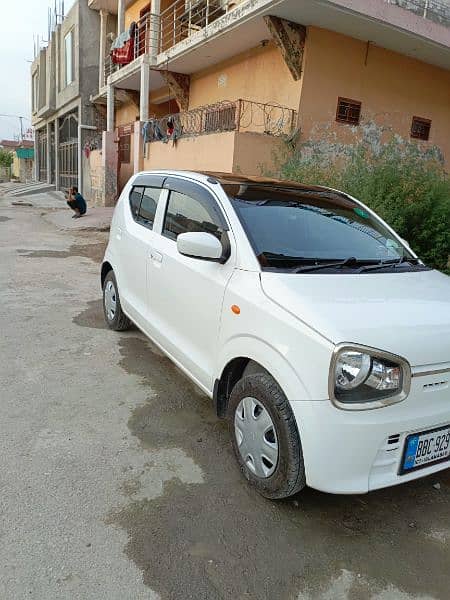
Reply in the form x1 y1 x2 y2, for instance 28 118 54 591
103 0 450 91
141 98 297 174
104 0 230 84
159 0 228 52
143 99 297 142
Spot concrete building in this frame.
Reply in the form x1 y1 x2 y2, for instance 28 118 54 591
0 140 35 183
85 0 450 204
31 0 103 194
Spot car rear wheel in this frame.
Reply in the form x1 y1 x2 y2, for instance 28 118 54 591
228 373 306 499
103 270 132 331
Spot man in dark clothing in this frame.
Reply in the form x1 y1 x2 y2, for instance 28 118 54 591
67 186 87 218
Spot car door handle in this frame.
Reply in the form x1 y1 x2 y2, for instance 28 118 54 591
149 250 163 263
116 226 122 241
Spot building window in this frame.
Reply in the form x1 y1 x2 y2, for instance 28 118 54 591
411 116 431 141
336 97 362 125
64 30 74 86
32 71 39 111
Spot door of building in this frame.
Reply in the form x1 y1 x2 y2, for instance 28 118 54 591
118 123 134 194
58 111 78 190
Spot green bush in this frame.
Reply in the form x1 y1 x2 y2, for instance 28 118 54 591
0 148 13 168
278 138 450 273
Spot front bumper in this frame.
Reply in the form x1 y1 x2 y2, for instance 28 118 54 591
291 373 450 494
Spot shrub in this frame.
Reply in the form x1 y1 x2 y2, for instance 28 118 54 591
0 148 13 168
277 138 450 273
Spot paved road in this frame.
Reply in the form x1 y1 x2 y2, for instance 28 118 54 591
1 196 449 600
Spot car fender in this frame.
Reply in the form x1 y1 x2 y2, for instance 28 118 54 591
216 334 311 403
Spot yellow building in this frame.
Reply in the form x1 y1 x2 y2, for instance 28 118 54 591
12 147 35 183
87 0 450 205
0 140 34 183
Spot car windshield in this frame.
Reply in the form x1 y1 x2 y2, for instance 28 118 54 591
225 184 417 271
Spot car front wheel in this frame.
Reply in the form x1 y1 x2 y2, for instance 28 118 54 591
228 373 306 499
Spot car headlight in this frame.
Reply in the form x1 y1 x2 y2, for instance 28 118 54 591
329 344 411 410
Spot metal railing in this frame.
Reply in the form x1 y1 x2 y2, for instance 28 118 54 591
159 0 227 53
143 99 297 143
104 0 230 83
385 0 450 27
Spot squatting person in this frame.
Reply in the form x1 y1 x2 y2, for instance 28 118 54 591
66 186 87 218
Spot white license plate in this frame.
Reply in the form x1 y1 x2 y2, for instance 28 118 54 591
401 425 450 474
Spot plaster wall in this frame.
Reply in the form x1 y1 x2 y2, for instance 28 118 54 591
116 103 139 126
298 26 450 166
142 130 281 174
143 131 236 171
189 43 301 110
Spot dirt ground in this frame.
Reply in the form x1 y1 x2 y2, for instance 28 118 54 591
1 196 449 600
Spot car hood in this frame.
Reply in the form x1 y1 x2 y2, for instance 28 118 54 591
260 269 450 367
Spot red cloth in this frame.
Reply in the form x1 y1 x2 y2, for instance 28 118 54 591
111 39 134 65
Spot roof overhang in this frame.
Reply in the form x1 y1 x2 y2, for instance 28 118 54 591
157 0 450 73
88 0 134 15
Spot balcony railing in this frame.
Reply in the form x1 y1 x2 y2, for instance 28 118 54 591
385 0 450 27
142 99 298 143
104 1 231 84
159 0 227 52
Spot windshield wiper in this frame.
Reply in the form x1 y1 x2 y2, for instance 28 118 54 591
357 257 421 273
293 257 362 273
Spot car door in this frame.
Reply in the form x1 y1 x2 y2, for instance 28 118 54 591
146 177 236 392
118 175 163 326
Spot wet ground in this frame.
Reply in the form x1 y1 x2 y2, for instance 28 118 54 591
1 198 449 600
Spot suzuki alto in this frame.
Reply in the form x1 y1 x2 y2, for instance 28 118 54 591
101 171 450 498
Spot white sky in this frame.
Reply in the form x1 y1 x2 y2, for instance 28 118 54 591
0 0 75 141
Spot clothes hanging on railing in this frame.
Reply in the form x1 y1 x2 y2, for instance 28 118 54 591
111 22 136 65
142 115 183 153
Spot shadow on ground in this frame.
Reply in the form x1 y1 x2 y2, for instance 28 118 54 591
17 239 107 264
99 334 450 600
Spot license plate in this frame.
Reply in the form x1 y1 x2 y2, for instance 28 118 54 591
401 425 450 474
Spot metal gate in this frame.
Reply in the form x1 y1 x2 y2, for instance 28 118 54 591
49 124 55 184
59 140 78 190
37 130 48 182
58 111 78 190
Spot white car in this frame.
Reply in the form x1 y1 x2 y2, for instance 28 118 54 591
101 170 450 499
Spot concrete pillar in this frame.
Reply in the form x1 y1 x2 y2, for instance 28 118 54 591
33 133 39 181
140 61 150 122
54 118 60 190
46 122 51 184
102 130 118 206
150 0 161 59
99 9 109 90
118 0 125 35
107 84 115 132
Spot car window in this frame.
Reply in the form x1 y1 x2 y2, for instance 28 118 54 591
129 186 144 219
163 190 225 241
136 187 161 229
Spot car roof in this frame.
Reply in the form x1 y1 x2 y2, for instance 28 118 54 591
133 170 338 195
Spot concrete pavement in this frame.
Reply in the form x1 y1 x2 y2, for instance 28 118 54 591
1 194 449 600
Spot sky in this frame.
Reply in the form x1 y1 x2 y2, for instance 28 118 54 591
0 0 75 142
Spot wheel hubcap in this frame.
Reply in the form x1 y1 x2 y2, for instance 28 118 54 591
234 397 279 478
104 280 117 321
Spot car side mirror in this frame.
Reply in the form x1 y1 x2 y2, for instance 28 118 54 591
177 232 223 261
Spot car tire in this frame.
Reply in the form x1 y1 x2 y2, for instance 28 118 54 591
228 373 306 499
103 270 132 331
